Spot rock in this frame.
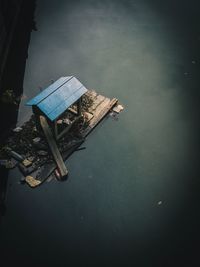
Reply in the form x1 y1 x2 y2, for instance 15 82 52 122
13 127 23 133
7 149 24 162
33 137 41 144
37 150 48 156
63 118 71 125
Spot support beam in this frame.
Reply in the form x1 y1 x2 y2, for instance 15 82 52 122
39 115 68 178
77 97 82 116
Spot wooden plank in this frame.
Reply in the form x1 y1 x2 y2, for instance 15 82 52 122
91 98 111 121
83 98 118 137
39 115 68 177
25 140 84 187
88 95 105 113
25 176 41 188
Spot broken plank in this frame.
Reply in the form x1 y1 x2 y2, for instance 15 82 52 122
39 115 68 177
83 98 118 137
88 95 105 113
26 141 84 187
25 175 41 188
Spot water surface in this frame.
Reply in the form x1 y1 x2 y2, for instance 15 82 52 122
1 0 200 266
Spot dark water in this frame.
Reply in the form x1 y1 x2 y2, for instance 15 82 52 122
0 0 200 266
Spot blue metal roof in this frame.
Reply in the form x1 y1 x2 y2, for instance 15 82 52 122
26 76 87 121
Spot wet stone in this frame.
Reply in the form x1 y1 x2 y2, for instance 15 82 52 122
37 150 48 156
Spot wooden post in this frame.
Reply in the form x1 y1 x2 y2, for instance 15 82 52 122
77 97 82 116
39 115 68 178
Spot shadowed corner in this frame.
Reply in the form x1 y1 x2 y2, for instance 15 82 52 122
0 0 37 224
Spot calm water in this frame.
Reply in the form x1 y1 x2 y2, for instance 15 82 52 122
1 0 200 266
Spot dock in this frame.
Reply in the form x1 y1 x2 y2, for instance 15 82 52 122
25 90 119 187
0 76 123 188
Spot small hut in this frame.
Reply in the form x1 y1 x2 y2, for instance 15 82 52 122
26 76 87 140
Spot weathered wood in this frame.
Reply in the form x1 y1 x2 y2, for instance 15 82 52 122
83 97 118 137
39 115 68 177
26 140 84 186
24 91 120 188
88 95 105 113
25 176 41 188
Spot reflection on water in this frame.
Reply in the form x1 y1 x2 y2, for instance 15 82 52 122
1 0 200 266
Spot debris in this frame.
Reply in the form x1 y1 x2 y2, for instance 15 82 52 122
57 119 63 125
192 60 196 64
0 83 123 189
25 176 41 188
0 159 17 169
157 201 162 205
7 149 24 162
33 142 47 150
37 150 48 156
63 118 71 125
7 159 18 169
27 156 35 162
109 111 119 121
54 169 61 180
113 104 124 114
13 127 23 133
22 159 32 167
40 115 68 178
33 137 41 144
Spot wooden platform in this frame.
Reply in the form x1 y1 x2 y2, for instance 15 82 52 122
25 90 119 188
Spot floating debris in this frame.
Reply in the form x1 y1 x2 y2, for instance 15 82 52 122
22 159 32 167
0 76 124 188
13 127 23 133
25 176 41 188
37 150 48 156
33 137 41 144
113 104 124 114
7 149 24 162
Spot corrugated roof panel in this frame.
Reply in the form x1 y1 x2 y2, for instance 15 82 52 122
26 76 88 121
26 76 73 106
47 86 87 121
37 77 83 116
